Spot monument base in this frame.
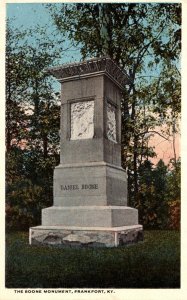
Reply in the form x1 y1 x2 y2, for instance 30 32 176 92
42 206 139 227
29 225 143 248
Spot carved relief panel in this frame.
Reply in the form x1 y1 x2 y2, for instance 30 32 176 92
70 100 94 140
106 102 117 142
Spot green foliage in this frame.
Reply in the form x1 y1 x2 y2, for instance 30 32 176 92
47 3 181 64
6 19 61 154
167 158 181 200
167 159 181 229
6 20 61 230
139 160 169 228
128 158 181 229
6 147 60 230
6 179 44 230
168 199 180 230
6 231 180 288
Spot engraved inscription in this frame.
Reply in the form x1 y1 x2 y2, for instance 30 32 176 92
106 102 117 142
71 100 94 140
61 184 79 191
60 184 98 191
81 184 98 190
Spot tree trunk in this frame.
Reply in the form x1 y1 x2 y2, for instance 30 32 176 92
133 134 138 206
43 135 48 158
172 117 177 167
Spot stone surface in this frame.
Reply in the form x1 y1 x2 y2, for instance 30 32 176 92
30 225 143 247
53 163 127 206
71 100 94 140
63 234 96 244
29 57 142 247
42 206 138 227
46 57 130 89
59 74 122 166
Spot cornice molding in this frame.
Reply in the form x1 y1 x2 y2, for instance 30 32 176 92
45 57 130 90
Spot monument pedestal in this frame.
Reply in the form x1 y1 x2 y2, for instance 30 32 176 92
30 225 143 247
29 57 143 247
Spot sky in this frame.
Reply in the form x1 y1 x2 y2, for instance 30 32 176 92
7 3 82 91
7 3 51 29
6 2 180 165
7 3 82 64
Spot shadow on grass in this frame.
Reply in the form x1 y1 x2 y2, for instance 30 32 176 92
5 230 180 288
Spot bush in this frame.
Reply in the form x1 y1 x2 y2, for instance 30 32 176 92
168 199 180 230
6 179 52 231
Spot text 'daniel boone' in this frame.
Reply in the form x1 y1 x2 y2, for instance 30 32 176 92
106 102 117 142
71 100 94 140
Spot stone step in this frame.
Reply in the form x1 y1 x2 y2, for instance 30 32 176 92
42 206 138 227
29 224 143 247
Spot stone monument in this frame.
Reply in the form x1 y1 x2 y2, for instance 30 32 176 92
29 57 143 247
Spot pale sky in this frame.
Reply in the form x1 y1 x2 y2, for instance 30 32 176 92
149 127 180 165
7 3 82 65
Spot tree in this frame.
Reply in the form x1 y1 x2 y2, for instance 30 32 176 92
136 159 169 229
6 20 63 153
6 23 29 151
6 20 63 229
153 160 169 228
47 3 181 205
136 159 156 227
167 158 181 229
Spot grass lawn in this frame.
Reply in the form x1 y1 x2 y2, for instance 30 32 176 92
5 230 180 288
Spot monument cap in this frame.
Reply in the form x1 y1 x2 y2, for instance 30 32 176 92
45 56 130 90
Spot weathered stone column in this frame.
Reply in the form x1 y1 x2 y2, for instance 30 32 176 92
29 57 143 247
